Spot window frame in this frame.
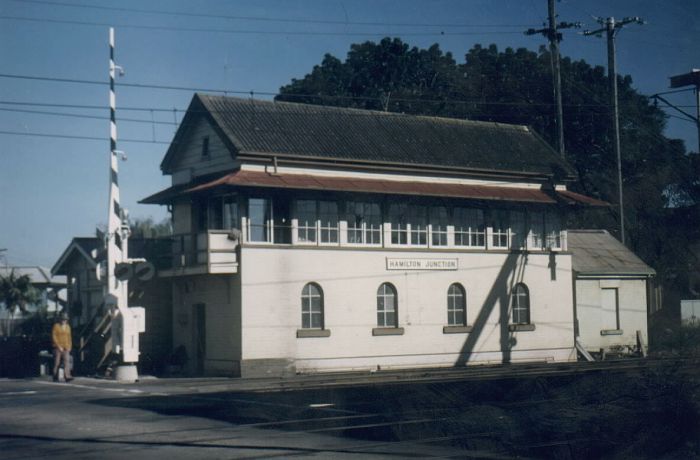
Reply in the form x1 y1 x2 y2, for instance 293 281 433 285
346 201 383 246
247 197 273 243
511 283 531 325
295 199 318 244
453 207 486 248
491 210 510 249
446 283 467 326
201 136 210 160
376 282 398 328
300 282 324 330
429 206 449 247
317 200 339 245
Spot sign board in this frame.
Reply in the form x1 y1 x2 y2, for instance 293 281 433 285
386 258 458 271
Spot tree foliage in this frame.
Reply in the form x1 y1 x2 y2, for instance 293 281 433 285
0 269 40 314
129 217 173 239
277 38 697 292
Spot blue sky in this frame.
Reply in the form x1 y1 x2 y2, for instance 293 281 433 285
1 0 698 268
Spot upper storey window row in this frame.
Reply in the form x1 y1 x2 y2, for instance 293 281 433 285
192 194 564 250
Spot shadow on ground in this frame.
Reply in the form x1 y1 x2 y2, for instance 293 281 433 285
89 368 700 459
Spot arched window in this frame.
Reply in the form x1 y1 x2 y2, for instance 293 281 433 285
376 283 398 327
301 283 323 329
447 283 466 326
511 283 530 324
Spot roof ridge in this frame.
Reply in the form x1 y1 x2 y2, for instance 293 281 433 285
197 93 531 131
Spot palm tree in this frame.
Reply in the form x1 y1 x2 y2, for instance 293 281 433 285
0 270 40 336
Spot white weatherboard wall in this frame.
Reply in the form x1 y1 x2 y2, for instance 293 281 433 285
240 247 576 374
575 278 648 351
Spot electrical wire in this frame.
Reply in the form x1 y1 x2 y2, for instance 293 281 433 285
0 129 169 144
12 0 539 29
0 15 528 37
0 73 619 108
0 106 176 125
0 100 180 112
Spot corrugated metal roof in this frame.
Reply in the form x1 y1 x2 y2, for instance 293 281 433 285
161 94 576 179
568 230 655 276
148 169 606 207
186 170 556 203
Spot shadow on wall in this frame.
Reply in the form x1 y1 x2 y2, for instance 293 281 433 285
455 252 527 366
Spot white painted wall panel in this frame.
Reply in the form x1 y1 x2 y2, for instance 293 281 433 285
240 247 576 371
576 278 648 351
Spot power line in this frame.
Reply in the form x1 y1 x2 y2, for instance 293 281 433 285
0 72 262 95
0 129 169 144
0 106 176 125
13 0 538 29
0 74 619 108
0 15 528 37
0 100 180 112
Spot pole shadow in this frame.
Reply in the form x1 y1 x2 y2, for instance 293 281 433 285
455 252 528 366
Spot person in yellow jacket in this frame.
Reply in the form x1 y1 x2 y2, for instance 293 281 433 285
51 312 73 382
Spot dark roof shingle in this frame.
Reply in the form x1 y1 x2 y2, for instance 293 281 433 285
162 94 576 179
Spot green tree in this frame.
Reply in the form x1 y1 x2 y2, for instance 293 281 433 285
0 269 40 314
129 217 172 239
277 38 696 294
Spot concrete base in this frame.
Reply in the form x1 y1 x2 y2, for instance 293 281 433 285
114 365 138 382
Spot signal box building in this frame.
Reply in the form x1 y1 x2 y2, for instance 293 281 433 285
142 94 606 377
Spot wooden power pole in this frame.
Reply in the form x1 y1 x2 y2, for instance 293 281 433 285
584 16 644 246
525 0 579 157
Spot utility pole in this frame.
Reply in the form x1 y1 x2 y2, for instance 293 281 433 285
525 0 579 157
584 16 644 246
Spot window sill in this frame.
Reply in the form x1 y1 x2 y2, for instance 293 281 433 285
509 324 536 332
296 329 331 338
443 325 473 334
372 327 405 336
600 329 624 336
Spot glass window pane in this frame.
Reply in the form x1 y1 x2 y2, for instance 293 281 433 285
208 196 224 229
530 211 544 249
301 283 323 329
545 211 562 249
223 196 239 229
248 198 270 242
389 203 408 245
296 200 317 242
510 210 526 249
319 201 338 243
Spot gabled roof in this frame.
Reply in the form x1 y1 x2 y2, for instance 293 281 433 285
51 237 101 276
568 230 655 277
160 93 577 180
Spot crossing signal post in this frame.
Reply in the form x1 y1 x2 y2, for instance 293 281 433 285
102 27 150 382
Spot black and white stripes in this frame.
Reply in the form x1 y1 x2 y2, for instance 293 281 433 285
107 27 124 292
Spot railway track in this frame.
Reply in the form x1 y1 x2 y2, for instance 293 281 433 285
149 355 700 394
